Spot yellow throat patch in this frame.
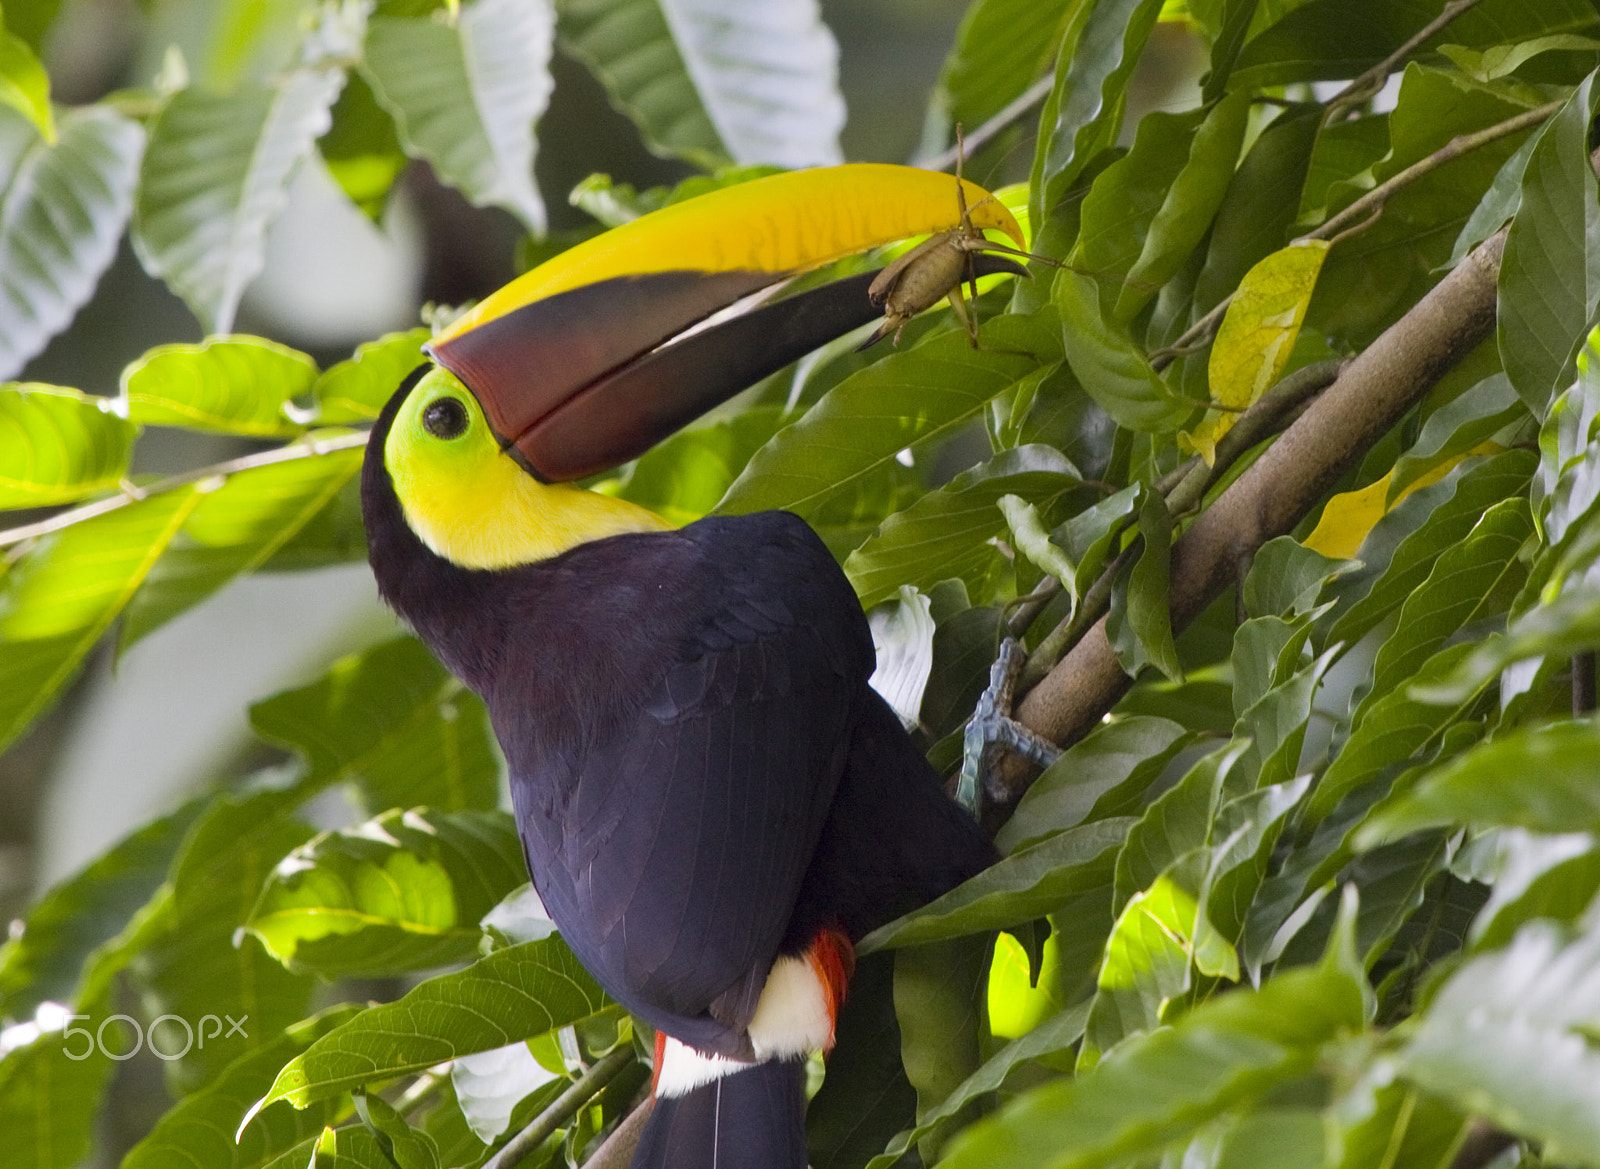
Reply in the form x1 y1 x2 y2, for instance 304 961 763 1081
383 366 671 570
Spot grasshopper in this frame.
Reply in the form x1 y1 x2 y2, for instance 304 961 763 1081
864 128 1060 348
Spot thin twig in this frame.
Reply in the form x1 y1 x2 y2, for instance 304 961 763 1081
581 1095 655 1168
483 1046 635 1169
1308 101 1560 245
1150 100 1555 373
1016 359 1342 690
1325 0 1488 122
920 75 1056 171
0 429 370 549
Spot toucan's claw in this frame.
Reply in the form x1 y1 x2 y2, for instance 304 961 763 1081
957 638 1061 815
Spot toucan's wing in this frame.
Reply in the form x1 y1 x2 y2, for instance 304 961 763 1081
507 512 873 1052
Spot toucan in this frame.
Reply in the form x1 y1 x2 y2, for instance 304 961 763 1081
360 166 1021 1168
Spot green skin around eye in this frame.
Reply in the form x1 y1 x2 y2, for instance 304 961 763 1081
382 364 668 571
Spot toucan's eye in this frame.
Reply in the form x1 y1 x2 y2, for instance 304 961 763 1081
422 396 469 440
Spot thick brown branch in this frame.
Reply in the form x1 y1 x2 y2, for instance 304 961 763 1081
1000 229 1505 793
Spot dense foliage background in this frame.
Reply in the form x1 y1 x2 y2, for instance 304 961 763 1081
5 0 1600 1166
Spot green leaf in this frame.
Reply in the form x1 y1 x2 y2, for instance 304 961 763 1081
864 1002 1090 1169
0 487 199 753
1364 497 1532 706
0 383 137 508
717 324 1043 518
1117 90 1250 324
894 935 988 1145
1241 535 1350 619
120 336 317 437
250 637 502 814
119 448 364 650
1498 73 1600 416
555 0 844 169
1074 106 1210 310
1389 374 1527 500
1307 640 1484 828
312 329 429 423
123 1005 362 1169
1108 488 1181 681
862 819 1130 951
0 1019 116 1169
844 444 1077 609
247 809 526 978
0 797 203 1019
318 72 406 220
1358 719 1600 846
997 716 1192 853
1030 0 1165 221
1055 268 1187 431
1400 917 1600 1164
0 20 51 142
1470 829 1600 953
254 935 610 1112
133 788 319 1091
365 0 550 234
1326 449 1539 649
939 954 1367 1169
0 105 143 379
935 0 1078 132
135 70 343 333
1232 0 1600 88
1414 585 1600 705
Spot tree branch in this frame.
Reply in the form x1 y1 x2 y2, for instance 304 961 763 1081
483 1046 635 1169
0 429 369 551
1000 226 1506 796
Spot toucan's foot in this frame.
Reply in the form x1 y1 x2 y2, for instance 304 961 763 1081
957 639 1062 815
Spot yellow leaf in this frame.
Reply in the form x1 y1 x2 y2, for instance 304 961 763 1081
1304 442 1504 558
1183 240 1329 464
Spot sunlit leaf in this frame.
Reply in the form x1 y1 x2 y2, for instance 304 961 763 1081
254 935 610 1112
939 949 1367 1169
122 1005 361 1169
365 0 550 234
935 0 1078 133
247 808 526 978
125 339 314 439
134 69 343 333
0 21 51 142
1358 719 1600 846
251 637 501 814
312 329 428 423
1400 917 1600 1163
1185 240 1328 464
0 383 137 509
556 0 844 169
0 488 198 752
0 1018 116 1169
119 447 364 650
0 105 143 379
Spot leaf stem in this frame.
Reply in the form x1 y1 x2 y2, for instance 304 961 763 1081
919 75 1056 171
0 430 370 550
483 1045 635 1169
1151 99 1556 372
1324 0 1488 123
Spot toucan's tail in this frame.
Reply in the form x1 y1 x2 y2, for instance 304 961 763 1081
631 1058 808 1169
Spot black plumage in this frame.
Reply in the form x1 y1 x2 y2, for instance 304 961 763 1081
363 377 996 1157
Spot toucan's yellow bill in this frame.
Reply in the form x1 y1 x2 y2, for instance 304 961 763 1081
427 164 1026 482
